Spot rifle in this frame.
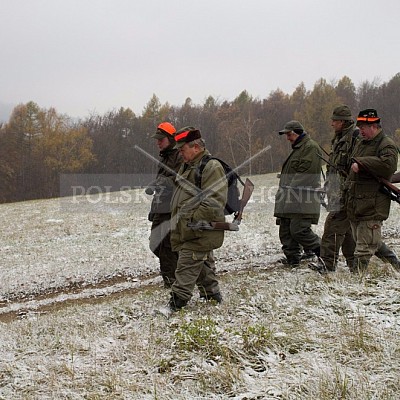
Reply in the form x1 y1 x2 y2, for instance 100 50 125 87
317 153 348 177
233 178 254 225
351 158 400 204
135 145 265 231
187 221 239 231
187 177 255 231
392 171 400 184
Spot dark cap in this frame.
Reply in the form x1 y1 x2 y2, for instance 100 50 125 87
279 120 304 135
331 105 352 121
356 109 380 126
151 122 176 139
174 126 202 148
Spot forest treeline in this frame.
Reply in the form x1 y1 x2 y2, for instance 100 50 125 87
1 74 400 204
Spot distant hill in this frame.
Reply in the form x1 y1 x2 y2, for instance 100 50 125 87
0 101 14 123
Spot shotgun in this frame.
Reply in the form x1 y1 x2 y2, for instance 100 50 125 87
188 177 255 231
317 153 348 177
351 158 400 205
391 171 400 184
233 178 255 225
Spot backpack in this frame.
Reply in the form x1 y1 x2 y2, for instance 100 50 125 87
194 155 244 215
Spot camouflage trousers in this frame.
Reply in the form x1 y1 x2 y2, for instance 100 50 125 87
320 210 355 271
149 213 178 287
349 219 382 264
171 249 220 302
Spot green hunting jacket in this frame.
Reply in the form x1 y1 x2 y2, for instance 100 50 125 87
274 133 322 223
170 149 228 252
325 123 359 212
346 130 398 222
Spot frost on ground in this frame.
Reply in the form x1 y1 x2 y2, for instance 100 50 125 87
0 173 400 399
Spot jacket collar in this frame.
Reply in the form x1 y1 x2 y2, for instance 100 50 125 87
159 145 177 157
187 149 209 166
292 133 308 149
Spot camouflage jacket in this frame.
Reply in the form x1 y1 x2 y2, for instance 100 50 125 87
274 133 322 223
325 123 359 212
170 149 228 252
346 130 398 221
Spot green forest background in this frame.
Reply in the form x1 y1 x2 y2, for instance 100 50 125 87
1 74 400 203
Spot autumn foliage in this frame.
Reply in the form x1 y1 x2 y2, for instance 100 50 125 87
1 74 400 203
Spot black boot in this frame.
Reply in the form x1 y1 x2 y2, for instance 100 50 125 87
154 292 187 318
350 258 369 274
301 249 315 261
278 256 301 268
381 256 400 270
345 257 355 271
168 292 187 311
312 247 321 258
375 242 400 269
200 292 223 304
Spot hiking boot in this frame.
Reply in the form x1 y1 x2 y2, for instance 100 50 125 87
301 249 315 261
379 255 400 270
349 258 369 274
375 242 399 267
308 257 328 275
200 292 223 304
277 257 300 268
169 292 187 311
154 292 187 318
277 256 289 265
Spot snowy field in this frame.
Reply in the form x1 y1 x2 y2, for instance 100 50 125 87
1 172 400 399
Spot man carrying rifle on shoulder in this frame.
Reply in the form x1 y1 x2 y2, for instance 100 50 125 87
317 105 358 271
157 127 228 316
310 106 400 274
345 109 399 274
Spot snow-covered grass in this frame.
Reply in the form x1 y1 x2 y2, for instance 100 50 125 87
1 172 400 399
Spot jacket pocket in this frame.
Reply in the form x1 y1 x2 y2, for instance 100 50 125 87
353 183 377 218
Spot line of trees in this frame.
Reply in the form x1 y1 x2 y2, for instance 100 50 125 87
1 74 400 204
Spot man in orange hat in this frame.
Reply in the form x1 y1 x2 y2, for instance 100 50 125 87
157 126 227 316
147 122 182 287
310 106 400 274
346 109 399 273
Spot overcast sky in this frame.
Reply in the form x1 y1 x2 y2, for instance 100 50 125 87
1 0 399 120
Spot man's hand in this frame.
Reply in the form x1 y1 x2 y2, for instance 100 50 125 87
351 162 359 173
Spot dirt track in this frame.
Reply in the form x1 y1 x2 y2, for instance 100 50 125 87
0 271 161 323
0 256 279 324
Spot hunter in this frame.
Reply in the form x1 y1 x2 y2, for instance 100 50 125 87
159 126 227 315
345 108 399 273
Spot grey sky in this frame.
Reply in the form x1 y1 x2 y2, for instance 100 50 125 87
1 0 399 119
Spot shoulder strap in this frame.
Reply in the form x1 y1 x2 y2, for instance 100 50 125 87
350 127 359 151
210 157 245 186
194 155 245 188
195 155 212 188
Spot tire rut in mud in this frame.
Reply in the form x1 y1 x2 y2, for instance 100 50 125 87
0 255 279 323
0 272 160 323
